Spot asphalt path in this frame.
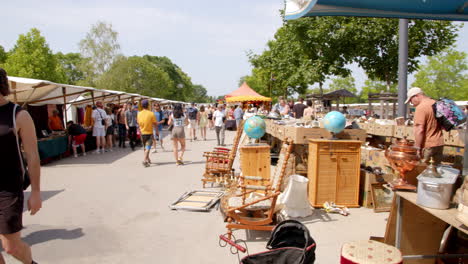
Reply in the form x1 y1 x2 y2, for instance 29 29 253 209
8 128 387 263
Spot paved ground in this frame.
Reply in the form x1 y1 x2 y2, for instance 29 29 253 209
8 128 388 263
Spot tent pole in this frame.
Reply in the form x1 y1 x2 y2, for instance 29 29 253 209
62 87 68 123
91 91 95 106
398 19 409 118
11 82 17 103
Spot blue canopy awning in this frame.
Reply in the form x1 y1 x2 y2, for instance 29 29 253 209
285 0 468 21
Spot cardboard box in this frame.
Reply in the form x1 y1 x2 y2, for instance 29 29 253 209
373 124 395 137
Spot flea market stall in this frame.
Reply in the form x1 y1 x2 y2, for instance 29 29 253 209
6 76 172 162
225 82 272 130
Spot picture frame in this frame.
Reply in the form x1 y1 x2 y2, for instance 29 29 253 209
370 183 393 212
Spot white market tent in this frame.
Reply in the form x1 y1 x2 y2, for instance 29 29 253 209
6 76 188 122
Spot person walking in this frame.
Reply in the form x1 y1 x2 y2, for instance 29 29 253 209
152 103 166 153
406 87 444 164
168 104 188 165
198 105 208 141
92 101 107 154
187 103 199 141
233 104 243 129
66 121 87 158
293 97 307 119
105 108 115 152
0 68 41 264
213 104 226 146
137 100 157 167
125 102 138 151
116 104 127 148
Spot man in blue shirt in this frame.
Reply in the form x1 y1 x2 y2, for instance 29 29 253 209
233 105 243 128
152 103 166 152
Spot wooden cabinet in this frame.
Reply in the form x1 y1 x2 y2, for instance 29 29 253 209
308 139 361 207
240 144 271 183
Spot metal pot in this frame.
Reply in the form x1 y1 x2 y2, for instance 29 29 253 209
385 137 421 190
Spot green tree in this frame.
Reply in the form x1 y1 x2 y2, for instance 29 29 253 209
3 28 63 82
329 76 358 103
353 19 459 90
56 52 85 85
79 21 120 86
190 84 210 103
0 45 7 64
359 79 397 102
248 17 459 100
143 55 194 101
412 48 467 100
96 56 173 98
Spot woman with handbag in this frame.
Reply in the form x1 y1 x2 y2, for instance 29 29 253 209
168 104 188 165
0 68 41 264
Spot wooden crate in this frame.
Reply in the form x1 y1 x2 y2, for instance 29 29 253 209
276 125 287 141
240 144 271 184
393 125 405 138
287 127 324 144
308 139 361 208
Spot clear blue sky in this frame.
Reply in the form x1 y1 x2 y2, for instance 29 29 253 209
1 1 467 97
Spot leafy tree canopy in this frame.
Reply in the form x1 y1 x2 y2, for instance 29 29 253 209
96 56 174 99
56 52 86 85
3 28 63 82
0 45 7 64
79 21 120 86
412 48 467 100
248 16 459 100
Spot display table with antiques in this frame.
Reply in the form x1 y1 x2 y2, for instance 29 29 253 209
385 191 468 264
307 139 361 207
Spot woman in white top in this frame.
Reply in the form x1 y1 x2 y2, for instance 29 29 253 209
168 104 188 165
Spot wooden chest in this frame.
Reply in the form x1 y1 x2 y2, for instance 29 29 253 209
240 144 271 183
308 139 361 207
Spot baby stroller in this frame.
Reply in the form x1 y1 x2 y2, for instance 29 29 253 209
241 220 316 264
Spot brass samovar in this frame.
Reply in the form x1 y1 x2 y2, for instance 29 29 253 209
385 138 421 191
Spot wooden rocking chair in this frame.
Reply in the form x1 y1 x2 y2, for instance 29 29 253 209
222 139 293 240
202 120 244 188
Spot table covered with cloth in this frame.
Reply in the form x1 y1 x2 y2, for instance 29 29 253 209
37 136 68 161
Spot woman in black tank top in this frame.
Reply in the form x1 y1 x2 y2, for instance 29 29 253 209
0 68 41 264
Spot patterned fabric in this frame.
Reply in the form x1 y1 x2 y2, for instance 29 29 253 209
228 196 272 210
341 240 402 264
433 98 467 131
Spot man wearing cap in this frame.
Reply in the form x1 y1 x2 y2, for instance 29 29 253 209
406 87 443 164
137 100 157 167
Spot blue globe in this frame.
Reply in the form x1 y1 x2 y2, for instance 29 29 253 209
243 116 266 139
323 111 346 134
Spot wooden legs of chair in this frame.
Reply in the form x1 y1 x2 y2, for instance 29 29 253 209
202 170 236 188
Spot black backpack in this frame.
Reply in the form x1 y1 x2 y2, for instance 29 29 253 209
188 107 198 120
241 220 316 264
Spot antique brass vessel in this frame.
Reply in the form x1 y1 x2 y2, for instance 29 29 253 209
385 137 421 190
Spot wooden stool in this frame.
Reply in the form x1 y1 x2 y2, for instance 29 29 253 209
341 240 402 264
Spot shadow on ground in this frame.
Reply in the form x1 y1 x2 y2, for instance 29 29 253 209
23 189 65 212
50 147 141 165
23 228 85 246
286 209 337 224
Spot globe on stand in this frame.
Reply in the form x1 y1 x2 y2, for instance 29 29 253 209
243 116 266 145
323 111 346 140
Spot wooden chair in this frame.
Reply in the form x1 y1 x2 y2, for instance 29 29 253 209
202 120 244 188
222 139 293 240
